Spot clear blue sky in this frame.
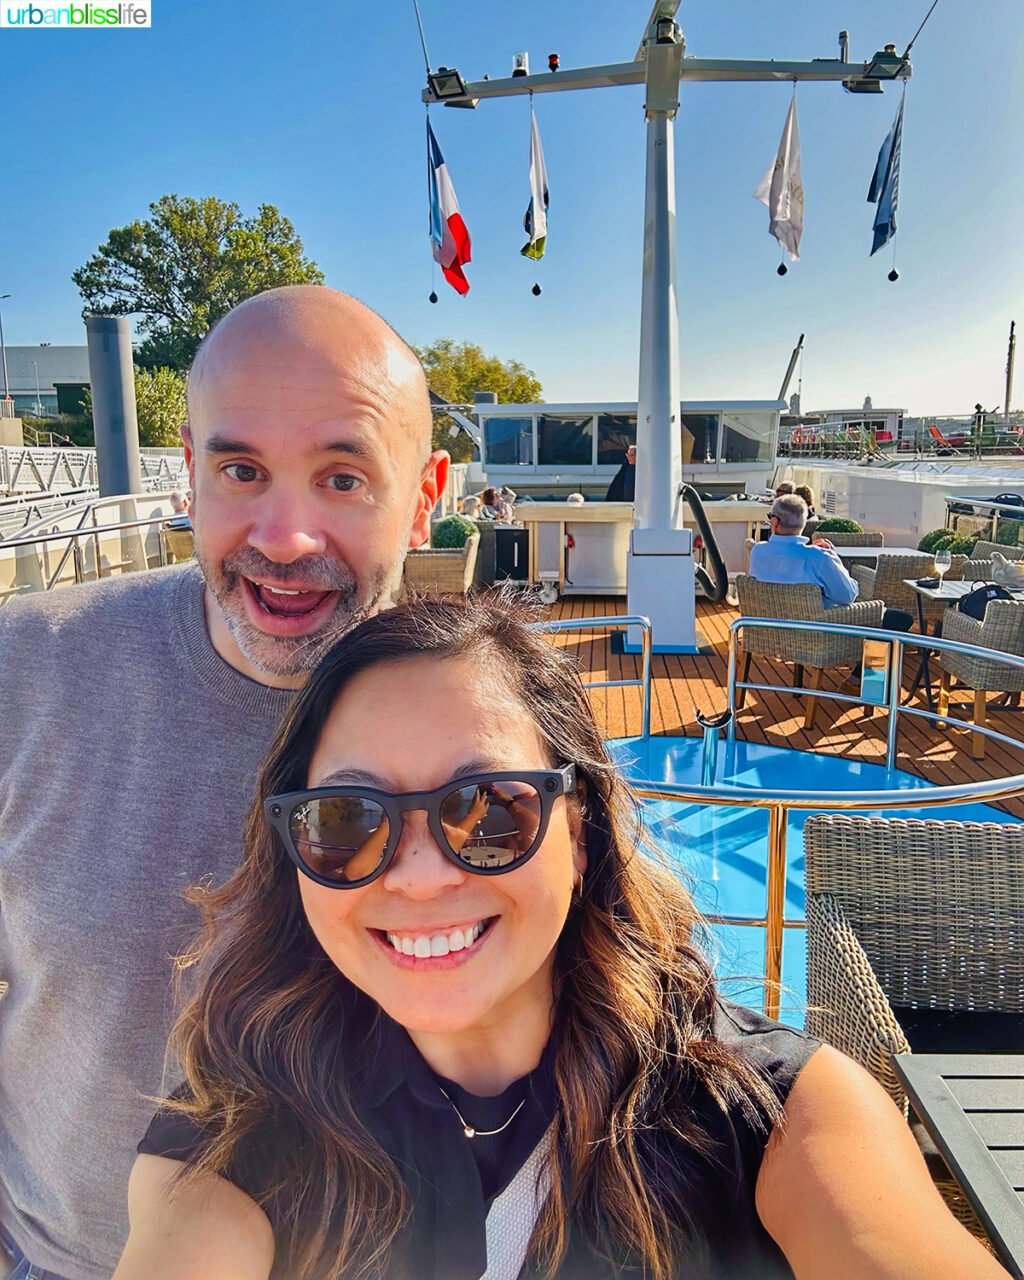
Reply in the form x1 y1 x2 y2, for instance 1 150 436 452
1 0 1020 415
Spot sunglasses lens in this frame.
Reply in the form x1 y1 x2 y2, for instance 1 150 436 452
440 780 543 870
288 797 390 883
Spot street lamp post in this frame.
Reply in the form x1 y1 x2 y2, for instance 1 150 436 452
31 359 41 417
0 294 10 408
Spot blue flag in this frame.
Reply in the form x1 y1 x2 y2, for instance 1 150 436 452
867 97 904 255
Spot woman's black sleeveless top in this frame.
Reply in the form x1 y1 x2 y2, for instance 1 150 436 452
139 998 819 1280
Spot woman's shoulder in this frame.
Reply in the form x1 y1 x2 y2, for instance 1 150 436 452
137 1089 210 1165
710 997 821 1106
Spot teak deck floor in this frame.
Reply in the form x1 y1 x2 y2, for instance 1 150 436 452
543 595 1024 820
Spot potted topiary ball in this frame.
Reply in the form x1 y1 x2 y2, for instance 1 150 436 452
917 529 956 554
430 515 478 549
814 517 862 534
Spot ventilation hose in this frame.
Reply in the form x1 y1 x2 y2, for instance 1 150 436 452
680 484 729 603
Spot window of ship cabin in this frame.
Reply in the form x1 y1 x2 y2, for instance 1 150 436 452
596 413 637 464
720 413 774 464
681 413 719 465
537 414 594 466
483 417 534 466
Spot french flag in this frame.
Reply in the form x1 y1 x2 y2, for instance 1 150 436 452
427 121 471 296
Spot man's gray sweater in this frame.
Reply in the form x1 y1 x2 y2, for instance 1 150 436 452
0 565 294 1278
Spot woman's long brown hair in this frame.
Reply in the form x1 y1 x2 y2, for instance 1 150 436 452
169 595 783 1279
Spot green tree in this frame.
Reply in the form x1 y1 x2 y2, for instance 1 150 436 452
72 195 324 371
415 339 542 463
132 366 188 448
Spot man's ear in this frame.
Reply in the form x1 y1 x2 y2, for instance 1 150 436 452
409 450 451 548
180 422 196 495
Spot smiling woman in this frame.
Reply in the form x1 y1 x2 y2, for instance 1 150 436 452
114 598 1006 1280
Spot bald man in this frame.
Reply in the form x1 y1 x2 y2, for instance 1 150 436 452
0 287 448 1280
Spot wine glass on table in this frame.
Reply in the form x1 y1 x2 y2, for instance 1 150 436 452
934 548 952 589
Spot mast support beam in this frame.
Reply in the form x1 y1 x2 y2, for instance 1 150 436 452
421 57 910 106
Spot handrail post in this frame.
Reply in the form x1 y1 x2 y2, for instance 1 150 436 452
764 803 787 1021
640 620 652 740
726 628 738 743
885 637 902 770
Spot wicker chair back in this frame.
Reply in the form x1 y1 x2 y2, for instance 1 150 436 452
804 813 1024 1013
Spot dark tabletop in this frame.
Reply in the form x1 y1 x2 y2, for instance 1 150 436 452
894 1053 1024 1278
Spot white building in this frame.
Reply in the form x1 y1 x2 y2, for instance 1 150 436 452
3 346 90 418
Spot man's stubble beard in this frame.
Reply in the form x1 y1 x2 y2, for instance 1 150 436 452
194 539 405 679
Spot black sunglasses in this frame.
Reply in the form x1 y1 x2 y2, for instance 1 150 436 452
265 765 577 889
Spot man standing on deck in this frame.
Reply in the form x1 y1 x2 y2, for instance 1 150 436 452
604 443 636 502
0 286 448 1280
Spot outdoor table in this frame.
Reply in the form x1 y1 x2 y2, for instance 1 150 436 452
894 1054 1024 1278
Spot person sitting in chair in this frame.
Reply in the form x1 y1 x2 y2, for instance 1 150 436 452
749 495 912 633
748 496 857 609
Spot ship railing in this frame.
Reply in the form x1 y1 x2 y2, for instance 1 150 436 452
535 613 1024 1019
0 487 98 541
944 494 1024 542
532 614 652 741
0 446 187 498
0 507 188 598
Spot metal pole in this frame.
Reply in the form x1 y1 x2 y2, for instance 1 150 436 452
885 637 902 769
635 108 682 535
0 295 11 403
1006 321 1016 424
85 315 143 497
726 629 738 742
31 361 40 417
640 620 653 739
764 804 788 1021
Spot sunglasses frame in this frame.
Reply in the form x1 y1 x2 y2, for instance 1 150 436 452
265 764 577 890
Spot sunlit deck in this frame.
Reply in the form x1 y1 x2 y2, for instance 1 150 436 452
543 593 1024 1019
545 594 1024 820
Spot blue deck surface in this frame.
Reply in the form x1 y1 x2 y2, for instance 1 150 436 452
605 736 1015 1027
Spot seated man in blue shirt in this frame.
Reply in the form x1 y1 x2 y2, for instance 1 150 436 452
749 495 912 641
748 495 857 607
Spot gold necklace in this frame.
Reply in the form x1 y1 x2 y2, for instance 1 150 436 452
438 1087 527 1139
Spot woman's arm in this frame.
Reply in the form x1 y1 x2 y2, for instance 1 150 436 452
755 1045 1010 1280
113 1154 276 1280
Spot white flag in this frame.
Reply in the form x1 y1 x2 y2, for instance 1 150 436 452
754 97 804 262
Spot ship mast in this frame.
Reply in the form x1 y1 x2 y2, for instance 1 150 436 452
423 12 911 651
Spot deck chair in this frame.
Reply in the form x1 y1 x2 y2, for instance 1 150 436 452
851 552 961 628
804 813 1024 1241
734 575 884 729
927 423 964 454
936 599 1024 758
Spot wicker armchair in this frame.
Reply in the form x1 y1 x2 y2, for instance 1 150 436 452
936 600 1024 757
804 814 1024 1234
959 558 995 582
402 531 479 596
972 540 1024 561
851 552 960 627
734 575 885 729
